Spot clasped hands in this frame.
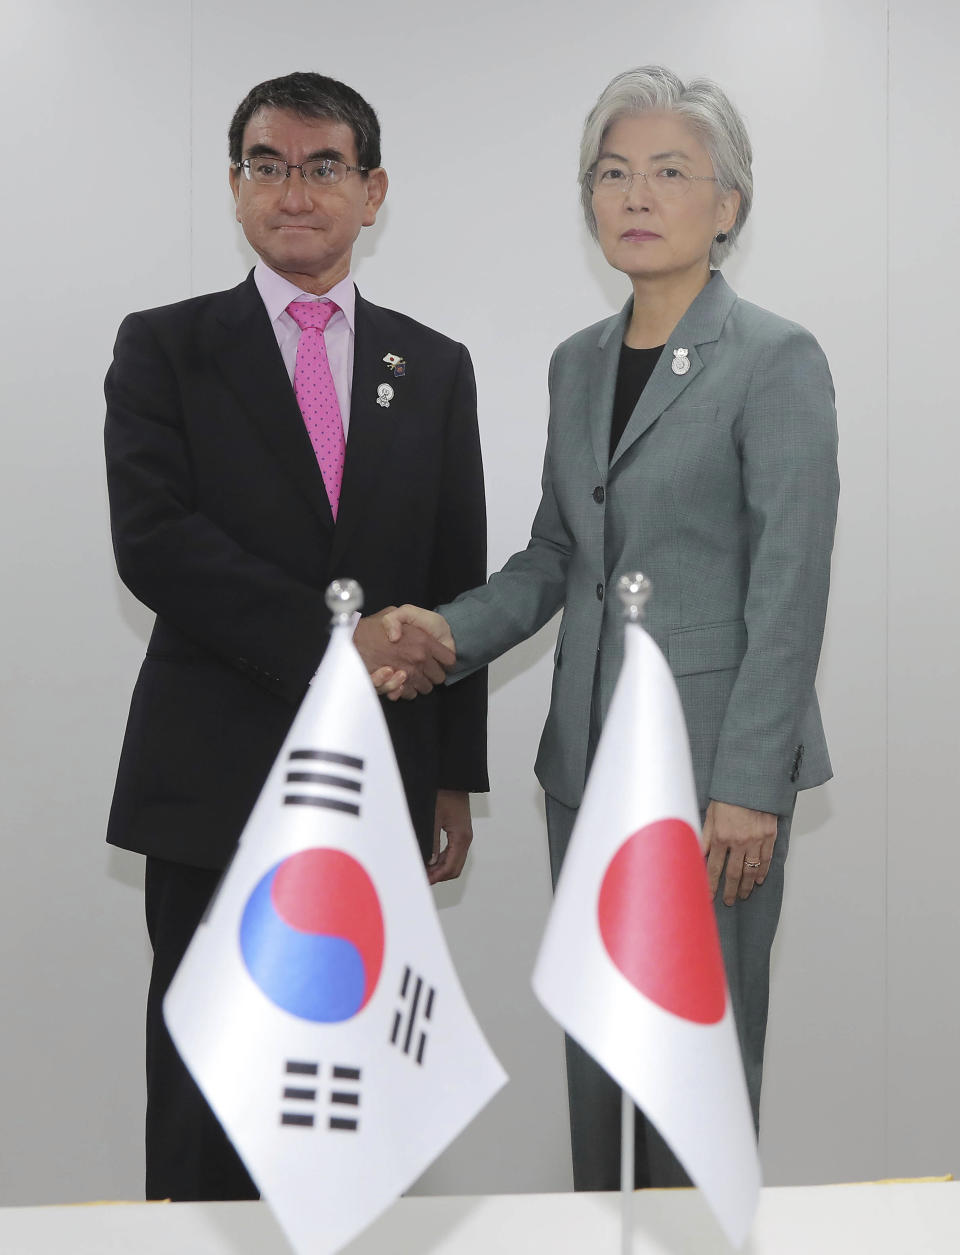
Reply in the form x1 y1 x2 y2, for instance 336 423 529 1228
353 605 454 701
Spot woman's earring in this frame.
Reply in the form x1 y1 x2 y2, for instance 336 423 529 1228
715 231 728 243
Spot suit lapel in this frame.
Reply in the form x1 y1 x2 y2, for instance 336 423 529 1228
329 293 401 569
589 302 631 474
212 272 334 528
610 271 738 469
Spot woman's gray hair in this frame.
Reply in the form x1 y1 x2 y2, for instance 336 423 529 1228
579 66 753 266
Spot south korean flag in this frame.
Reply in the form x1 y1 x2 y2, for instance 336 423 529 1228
165 582 506 1255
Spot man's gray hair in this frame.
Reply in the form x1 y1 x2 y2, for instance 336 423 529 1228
579 66 753 266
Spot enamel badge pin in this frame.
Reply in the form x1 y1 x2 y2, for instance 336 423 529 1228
671 347 691 376
383 352 406 378
376 383 394 408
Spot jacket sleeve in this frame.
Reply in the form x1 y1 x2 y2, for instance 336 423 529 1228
104 311 330 706
441 346 571 675
707 325 839 814
427 345 490 792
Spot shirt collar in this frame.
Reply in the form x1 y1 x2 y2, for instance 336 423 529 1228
253 259 356 333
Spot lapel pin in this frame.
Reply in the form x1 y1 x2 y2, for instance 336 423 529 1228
382 352 406 378
376 383 394 408
671 347 691 376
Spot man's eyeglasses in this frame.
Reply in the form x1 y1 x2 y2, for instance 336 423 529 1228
235 156 368 188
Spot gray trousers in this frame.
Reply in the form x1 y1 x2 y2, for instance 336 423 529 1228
545 792 793 1190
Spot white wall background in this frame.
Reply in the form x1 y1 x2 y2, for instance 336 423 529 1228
0 0 957 1207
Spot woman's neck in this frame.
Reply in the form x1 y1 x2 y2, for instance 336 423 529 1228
625 267 713 349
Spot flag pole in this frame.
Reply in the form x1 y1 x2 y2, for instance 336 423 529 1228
326 575 363 623
620 1088 634 1255
615 572 652 1255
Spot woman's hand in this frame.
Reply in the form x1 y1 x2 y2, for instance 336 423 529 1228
703 801 778 906
381 605 455 654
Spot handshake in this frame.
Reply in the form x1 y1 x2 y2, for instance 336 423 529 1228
353 605 456 701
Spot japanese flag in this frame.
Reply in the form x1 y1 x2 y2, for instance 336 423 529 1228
164 608 506 1255
533 620 761 1246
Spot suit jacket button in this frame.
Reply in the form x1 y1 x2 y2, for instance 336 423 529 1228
596 583 604 601
790 744 804 782
593 485 605 504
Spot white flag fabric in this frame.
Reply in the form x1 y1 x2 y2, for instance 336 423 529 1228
164 620 506 1255
532 622 760 1247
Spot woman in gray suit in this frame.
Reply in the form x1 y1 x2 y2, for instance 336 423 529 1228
382 66 838 1189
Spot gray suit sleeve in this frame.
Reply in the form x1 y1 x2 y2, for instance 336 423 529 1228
441 351 570 677
708 326 839 814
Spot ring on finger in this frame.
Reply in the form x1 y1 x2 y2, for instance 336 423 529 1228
743 860 762 869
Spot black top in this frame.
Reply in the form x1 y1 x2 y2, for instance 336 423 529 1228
609 343 664 461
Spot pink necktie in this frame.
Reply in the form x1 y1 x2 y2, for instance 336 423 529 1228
287 300 345 519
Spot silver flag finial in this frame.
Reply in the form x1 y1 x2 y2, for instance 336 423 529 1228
616 572 652 622
326 578 364 625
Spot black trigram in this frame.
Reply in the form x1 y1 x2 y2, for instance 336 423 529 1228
328 1065 362 1132
283 749 364 817
390 966 436 1066
280 1059 319 1127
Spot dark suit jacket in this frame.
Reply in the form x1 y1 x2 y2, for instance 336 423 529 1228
105 271 488 870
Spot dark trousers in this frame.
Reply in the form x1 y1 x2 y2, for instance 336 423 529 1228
545 793 793 1191
144 857 259 1201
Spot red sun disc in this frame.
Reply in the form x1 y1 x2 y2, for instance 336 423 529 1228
597 819 726 1024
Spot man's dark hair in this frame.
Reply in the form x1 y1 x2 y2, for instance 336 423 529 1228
228 72 381 170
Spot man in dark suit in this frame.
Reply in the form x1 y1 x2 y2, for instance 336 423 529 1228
104 72 488 1202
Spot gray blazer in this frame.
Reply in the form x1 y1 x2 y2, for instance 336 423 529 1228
443 273 839 817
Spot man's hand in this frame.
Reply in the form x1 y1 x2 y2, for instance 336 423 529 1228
354 608 455 699
428 789 473 884
703 800 778 906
